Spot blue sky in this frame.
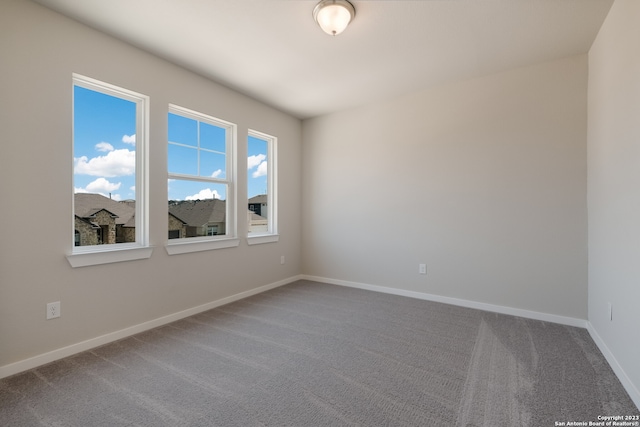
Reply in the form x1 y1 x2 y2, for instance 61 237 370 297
73 85 137 201
247 135 268 199
74 86 268 202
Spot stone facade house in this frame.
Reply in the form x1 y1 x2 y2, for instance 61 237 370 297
168 212 188 239
167 199 227 237
74 193 136 246
74 215 102 246
75 193 266 244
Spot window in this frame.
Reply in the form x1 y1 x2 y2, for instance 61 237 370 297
247 130 278 244
68 74 151 267
166 105 238 254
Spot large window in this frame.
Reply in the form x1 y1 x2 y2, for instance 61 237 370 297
167 105 237 254
247 130 278 244
70 74 150 267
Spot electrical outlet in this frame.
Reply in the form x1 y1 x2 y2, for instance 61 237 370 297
419 264 427 275
608 302 613 321
47 301 61 320
281 255 285 265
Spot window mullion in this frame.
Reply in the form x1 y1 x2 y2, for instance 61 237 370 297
168 172 226 184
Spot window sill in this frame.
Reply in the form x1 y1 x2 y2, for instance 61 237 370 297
247 234 279 245
165 237 240 255
67 245 154 268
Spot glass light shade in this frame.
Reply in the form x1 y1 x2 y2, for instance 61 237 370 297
313 0 355 36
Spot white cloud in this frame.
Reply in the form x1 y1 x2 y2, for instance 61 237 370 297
86 177 121 193
129 185 135 192
248 154 266 170
74 149 135 177
252 161 267 178
211 169 222 178
75 178 122 200
185 188 221 201
122 134 136 145
95 142 114 152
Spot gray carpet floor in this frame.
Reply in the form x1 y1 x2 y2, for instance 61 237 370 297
0 280 637 426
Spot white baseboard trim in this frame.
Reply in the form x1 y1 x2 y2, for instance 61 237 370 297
0 275 303 380
301 275 588 328
586 322 640 410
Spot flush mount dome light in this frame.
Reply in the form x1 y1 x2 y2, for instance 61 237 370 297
313 0 355 36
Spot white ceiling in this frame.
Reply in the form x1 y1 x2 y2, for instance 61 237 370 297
33 0 613 119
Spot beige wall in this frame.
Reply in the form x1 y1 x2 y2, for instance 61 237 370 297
0 0 302 368
302 55 588 319
588 0 640 404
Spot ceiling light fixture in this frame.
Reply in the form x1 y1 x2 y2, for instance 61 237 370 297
313 0 355 36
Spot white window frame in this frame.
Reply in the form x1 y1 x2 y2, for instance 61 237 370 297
166 104 238 255
67 74 151 268
247 129 278 245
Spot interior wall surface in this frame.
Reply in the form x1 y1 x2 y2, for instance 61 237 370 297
302 55 588 320
587 0 640 404
0 0 302 369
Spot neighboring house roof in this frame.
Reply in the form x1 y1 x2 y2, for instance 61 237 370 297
168 199 226 227
76 194 261 229
74 215 100 229
248 194 267 204
84 208 118 219
249 211 265 221
122 215 136 228
169 212 188 225
74 193 135 226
